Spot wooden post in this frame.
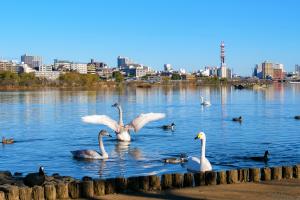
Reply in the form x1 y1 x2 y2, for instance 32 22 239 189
293 165 300 179
105 178 116 194
194 172 205 186
44 184 56 200
261 167 271 181
115 177 127 193
183 173 194 187
205 171 217 185
172 173 183 188
0 191 5 200
68 181 81 199
238 168 249 182
227 170 238 184
249 168 260 182
93 179 105 196
1 186 19 200
271 166 282 180
161 174 172 190
32 186 44 200
217 171 227 184
149 175 161 191
282 166 293 179
81 180 94 198
139 176 149 192
19 187 32 200
56 182 69 199
127 177 139 192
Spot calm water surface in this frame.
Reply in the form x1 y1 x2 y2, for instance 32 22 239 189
0 84 299 178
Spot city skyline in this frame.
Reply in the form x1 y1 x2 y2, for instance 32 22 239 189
0 0 299 75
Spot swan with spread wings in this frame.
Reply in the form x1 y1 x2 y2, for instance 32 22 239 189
82 103 166 142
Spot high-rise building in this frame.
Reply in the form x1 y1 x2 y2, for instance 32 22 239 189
262 61 274 79
164 64 172 72
295 64 300 75
21 54 42 70
254 64 263 79
257 61 284 80
117 56 132 68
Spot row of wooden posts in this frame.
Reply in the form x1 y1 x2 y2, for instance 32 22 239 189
0 165 299 200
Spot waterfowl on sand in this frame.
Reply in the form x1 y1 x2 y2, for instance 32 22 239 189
187 132 212 172
82 103 165 142
23 166 45 187
232 116 243 122
1 137 14 144
161 123 175 131
250 150 270 162
71 130 112 160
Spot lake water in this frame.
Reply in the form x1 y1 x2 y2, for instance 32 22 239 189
0 83 300 179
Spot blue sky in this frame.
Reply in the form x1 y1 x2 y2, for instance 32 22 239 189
0 0 299 75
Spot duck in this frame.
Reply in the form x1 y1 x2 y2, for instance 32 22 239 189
186 132 212 172
82 103 165 142
163 154 187 164
250 150 270 162
161 123 175 131
294 116 300 120
232 116 242 122
1 137 14 144
23 166 45 187
71 130 112 159
200 96 211 106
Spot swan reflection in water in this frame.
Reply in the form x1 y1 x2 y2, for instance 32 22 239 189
113 141 143 160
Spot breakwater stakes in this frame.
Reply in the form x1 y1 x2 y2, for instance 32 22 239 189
0 165 299 200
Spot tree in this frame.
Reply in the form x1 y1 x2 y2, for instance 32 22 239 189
19 72 37 86
0 71 19 86
171 73 181 80
112 71 124 83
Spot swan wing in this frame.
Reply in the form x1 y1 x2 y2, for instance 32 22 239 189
81 115 119 132
128 113 166 132
187 156 212 172
187 156 200 172
71 150 102 159
201 157 212 171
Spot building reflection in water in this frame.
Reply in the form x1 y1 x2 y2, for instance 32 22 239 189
261 83 284 102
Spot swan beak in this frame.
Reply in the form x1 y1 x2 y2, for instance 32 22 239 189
194 136 199 140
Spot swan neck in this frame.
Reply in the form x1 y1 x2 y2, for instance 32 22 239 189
117 105 124 126
98 134 107 156
201 137 206 159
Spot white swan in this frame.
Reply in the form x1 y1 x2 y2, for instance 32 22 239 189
187 132 212 172
82 103 165 142
71 130 111 159
200 96 211 106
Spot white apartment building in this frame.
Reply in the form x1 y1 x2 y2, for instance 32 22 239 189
71 63 87 74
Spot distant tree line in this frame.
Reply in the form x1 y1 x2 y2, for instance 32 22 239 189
0 71 44 87
0 71 107 87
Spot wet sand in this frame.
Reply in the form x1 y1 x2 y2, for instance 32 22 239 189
91 179 300 200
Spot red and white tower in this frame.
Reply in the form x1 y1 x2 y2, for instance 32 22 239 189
220 41 225 66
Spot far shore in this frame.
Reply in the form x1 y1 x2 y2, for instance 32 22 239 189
0 79 273 91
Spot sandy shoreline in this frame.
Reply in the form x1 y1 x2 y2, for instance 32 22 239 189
86 179 300 200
